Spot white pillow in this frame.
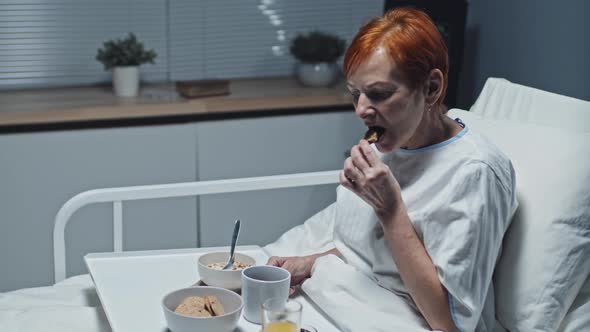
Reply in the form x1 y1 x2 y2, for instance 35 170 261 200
469 78 590 133
448 109 590 332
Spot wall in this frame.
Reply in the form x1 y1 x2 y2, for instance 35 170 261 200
458 0 590 108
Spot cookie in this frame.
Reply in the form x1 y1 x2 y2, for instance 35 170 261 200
205 295 225 316
363 127 383 143
175 296 210 317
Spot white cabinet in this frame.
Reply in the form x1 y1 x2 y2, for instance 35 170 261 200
0 124 197 291
0 110 364 291
195 111 364 247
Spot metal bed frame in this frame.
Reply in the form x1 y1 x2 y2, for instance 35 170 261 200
53 170 340 283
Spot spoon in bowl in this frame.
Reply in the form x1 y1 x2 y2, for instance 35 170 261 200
223 219 241 270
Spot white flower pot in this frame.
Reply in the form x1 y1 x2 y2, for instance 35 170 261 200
112 66 140 97
295 62 339 87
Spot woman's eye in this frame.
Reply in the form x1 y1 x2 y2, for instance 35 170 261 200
350 91 360 103
366 90 391 101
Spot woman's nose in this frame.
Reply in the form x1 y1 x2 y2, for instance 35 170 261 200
355 93 373 119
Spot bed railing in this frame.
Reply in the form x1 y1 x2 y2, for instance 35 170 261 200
53 170 340 283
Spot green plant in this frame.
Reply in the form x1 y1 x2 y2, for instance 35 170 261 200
289 31 346 64
96 33 157 70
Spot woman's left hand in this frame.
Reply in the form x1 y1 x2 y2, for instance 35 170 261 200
340 139 403 222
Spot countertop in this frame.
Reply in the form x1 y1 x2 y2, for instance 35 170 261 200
0 76 353 133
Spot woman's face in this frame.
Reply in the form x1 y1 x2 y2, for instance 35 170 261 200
347 47 426 153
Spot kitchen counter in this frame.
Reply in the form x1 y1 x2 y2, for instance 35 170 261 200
0 76 353 133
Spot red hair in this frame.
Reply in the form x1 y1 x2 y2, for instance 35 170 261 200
343 7 449 107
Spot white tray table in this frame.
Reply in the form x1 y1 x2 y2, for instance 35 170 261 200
85 245 339 332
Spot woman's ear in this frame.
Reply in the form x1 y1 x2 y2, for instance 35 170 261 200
424 69 444 107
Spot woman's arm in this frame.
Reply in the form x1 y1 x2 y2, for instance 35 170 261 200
380 201 459 332
306 247 342 262
267 248 341 286
341 140 459 331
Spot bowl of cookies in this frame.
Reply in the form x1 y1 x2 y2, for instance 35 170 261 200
197 252 255 290
162 286 243 332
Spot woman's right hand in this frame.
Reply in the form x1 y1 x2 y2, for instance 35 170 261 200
266 255 316 287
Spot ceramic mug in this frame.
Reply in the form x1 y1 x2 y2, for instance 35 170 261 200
241 265 290 324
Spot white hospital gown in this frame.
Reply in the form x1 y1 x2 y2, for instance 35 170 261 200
333 126 517 332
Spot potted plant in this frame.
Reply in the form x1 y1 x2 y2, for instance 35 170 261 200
289 31 346 87
96 33 157 97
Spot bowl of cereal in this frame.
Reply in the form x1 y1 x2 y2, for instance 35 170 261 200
162 286 243 332
197 252 255 290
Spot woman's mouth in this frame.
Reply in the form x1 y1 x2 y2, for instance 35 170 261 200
363 126 385 143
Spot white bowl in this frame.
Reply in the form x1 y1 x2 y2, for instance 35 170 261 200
198 252 256 290
162 286 243 332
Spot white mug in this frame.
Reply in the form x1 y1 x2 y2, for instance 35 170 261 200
241 265 290 324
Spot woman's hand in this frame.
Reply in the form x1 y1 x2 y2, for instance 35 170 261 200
266 255 315 288
267 249 341 295
340 139 403 222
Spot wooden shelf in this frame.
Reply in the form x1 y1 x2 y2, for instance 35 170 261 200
0 76 353 131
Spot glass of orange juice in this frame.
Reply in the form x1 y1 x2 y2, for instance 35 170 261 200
261 297 302 332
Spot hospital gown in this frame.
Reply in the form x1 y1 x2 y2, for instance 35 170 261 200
267 125 517 332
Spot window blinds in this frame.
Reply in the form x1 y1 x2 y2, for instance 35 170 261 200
0 0 382 89
0 0 167 89
169 0 383 80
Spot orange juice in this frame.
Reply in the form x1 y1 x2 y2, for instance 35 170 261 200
263 321 298 332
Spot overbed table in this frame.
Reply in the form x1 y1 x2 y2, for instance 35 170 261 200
85 245 339 332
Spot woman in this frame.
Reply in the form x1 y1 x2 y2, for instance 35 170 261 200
267 8 516 332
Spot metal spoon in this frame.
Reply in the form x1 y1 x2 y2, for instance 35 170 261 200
223 219 241 270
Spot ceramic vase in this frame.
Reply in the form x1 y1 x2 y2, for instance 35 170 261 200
295 62 339 87
112 66 139 97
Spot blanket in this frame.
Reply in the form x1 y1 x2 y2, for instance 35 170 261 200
0 275 110 332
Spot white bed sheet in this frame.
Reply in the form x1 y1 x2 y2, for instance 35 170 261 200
0 275 111 332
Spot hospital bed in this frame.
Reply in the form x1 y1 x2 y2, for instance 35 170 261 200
0 78 588 332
